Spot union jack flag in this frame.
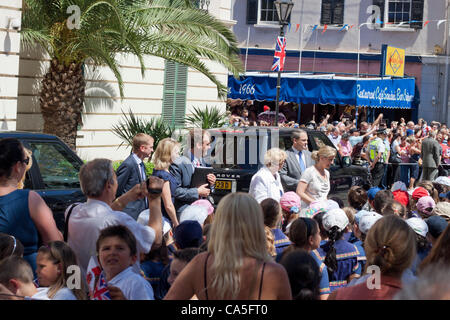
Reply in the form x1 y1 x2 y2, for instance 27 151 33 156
271 36 286 72
86 256 111 300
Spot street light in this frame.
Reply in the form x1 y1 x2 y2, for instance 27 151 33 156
274 0 294 126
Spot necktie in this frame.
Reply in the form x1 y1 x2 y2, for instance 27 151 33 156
299 151 306 172
139 162 146 182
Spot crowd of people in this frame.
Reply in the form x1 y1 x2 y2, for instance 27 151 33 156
1 119 450 301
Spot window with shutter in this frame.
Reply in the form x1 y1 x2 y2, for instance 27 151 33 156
162 61 188 128
321 0 345 25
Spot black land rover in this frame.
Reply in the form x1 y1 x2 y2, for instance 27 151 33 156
0 132 85 230
206 127 371 205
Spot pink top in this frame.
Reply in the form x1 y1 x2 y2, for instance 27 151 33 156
339 140 352 156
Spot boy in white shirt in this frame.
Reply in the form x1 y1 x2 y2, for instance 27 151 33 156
96 225 155 300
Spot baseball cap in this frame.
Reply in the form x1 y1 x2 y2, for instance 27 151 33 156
173 220 203 249
137 209 171 235
416 196 436 216
434 176 450 187
263 105 270 112
191 199 214 216
377 129 387 135
322 208 349 232
280 192 301 213
393 190 409 207
180 205 209 226
359 212 383 234
355 210 371 226
367 187 381 201
425 216 448 239
433 202 450 221
411 187 429 201
391 181 407 192
349 128 358 134
439 191 450 200
406 217 429 238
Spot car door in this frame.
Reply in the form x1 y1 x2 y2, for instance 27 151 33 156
21 139 86 231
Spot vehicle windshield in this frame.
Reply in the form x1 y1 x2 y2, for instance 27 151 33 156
28 141 81 189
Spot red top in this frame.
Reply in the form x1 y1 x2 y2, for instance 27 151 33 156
328 275 402 300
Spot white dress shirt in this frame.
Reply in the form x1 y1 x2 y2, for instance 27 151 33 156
249 166 284 203
66 199 155 279
132 153 146 181
108 266 155 300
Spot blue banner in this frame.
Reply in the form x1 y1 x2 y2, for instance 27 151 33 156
227 75 415 109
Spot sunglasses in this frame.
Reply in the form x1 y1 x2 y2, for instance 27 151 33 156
22 156 30 165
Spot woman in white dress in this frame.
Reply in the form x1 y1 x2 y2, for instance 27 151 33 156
249 148 287 203
296 146 336 209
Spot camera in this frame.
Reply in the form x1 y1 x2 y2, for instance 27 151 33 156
9 18 21 31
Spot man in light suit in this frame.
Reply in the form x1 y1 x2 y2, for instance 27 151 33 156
170 129 216 216
421 130 441 181
116 133 154 220
280 130 313 192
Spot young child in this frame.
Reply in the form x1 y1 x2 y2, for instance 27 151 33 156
96 225 155 300
36 241 87 300
0 256 49 300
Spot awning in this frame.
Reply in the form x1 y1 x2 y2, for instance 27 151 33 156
227 73 416 109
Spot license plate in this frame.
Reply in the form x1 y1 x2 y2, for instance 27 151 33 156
215 180 232 190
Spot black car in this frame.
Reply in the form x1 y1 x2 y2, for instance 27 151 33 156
206 127 371 205
0 132 86 230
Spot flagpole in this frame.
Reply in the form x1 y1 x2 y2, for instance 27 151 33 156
275 24 285 126
298 24 304 74
244 26 250 73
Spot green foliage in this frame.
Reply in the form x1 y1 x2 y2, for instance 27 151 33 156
21 0 243 98
111 109 175 150
185 105 228 129
113 160 154 176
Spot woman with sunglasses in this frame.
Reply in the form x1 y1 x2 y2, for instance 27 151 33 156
0 138 62 276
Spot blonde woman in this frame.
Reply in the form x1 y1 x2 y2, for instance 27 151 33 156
296 145 336 209
18 148 32 189
164 193 292 300
151 138 181 228
249 148 287 203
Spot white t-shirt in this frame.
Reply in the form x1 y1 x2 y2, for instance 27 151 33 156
52 287 77 300
299 166 330 209
29 287 50 300
108 267 155 300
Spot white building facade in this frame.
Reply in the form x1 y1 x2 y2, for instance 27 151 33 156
0 0 235 161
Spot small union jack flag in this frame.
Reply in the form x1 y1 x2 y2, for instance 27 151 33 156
87 256 111 300
271 36 286 72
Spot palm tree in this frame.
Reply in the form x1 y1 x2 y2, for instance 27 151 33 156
185 105 228 129
21 0 243 149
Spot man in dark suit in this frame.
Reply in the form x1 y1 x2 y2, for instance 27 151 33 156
421 130 441 181
169 129 216 215
116 133 154 220
280 129 313 192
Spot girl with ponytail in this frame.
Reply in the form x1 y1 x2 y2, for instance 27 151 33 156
315 209 360 293
329 215 416 300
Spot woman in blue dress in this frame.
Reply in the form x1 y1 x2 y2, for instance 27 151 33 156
152 138 181 228
0 138 62 275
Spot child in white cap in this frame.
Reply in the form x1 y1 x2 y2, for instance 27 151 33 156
312 208 360 293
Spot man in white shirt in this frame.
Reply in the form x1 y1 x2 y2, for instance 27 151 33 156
66 158 164 279
327 127 341 148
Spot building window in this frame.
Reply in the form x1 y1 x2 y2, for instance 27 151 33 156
260 0 279 23
246 0 291 25
373 0 424 29
387 0 411 24
162 61 187 128
321 0 345 26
